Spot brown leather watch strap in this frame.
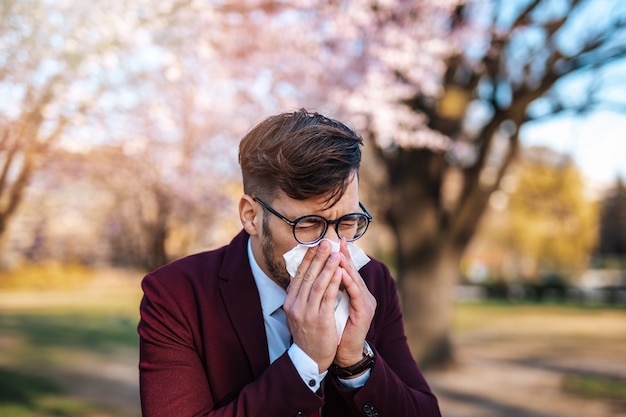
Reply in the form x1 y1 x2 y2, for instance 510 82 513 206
329 341 375 378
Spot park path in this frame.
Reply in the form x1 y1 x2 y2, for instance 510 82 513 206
427 320 626 417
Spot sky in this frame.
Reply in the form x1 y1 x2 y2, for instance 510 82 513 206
517 0 626 190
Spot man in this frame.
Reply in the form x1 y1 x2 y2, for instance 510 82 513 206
138 109 441 417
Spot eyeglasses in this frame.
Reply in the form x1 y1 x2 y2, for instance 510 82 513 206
253 197 373 245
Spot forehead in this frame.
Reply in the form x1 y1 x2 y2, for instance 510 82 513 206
274 176 360 217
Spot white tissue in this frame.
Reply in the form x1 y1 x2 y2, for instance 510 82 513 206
283 239 370 277
282 239 370 342
333 289 351 343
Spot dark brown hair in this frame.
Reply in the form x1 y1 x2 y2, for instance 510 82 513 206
239 109 363 207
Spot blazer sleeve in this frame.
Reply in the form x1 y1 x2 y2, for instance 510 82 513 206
329 260 441 417
138 271 324 417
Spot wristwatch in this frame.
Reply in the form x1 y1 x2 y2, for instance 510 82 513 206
329 341 375 378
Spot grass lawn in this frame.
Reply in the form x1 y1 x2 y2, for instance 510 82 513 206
0 269 143 417
1 270 625 416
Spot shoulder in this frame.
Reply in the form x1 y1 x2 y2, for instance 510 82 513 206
143 234 249 294
140 249 224 304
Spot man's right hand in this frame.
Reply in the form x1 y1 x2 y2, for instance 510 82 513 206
283 239 343 372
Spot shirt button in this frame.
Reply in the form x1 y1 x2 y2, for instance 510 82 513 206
295 412 306 417
308 379 316 387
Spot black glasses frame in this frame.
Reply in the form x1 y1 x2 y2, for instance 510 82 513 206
253 197 373 245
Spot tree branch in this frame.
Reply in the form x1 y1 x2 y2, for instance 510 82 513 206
510 0 541 30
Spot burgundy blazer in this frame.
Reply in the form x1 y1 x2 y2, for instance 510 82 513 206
138 230 440 417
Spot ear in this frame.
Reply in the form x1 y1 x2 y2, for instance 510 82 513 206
239 194 262 236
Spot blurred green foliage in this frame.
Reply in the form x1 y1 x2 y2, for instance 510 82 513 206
0 367 59 408
562 374 626 403
463 148 599 283
0 313 138 356
0 367 109 417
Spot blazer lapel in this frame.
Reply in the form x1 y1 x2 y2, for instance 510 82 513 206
219 231 270 379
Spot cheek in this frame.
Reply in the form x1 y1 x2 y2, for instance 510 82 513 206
262 225 293 262
264 222 298 255
279 235 295 252
261 230 293 288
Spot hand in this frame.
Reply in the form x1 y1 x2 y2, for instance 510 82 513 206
283 240 343 372
333 239 377 367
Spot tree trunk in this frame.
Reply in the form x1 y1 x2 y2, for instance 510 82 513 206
375 146 485 367
376 147 457 366
396 244 462 368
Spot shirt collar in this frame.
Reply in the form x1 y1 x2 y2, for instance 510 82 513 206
247 238 286 316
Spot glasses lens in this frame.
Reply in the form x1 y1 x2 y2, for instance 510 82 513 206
294 216 327 244
338 214 369 241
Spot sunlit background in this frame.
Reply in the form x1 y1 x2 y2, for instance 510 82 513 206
1 1 625 416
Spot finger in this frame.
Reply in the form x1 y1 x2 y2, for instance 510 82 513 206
294 239 333 300
306 252 342 309
339 265 359 298
339 238 351 262
338 250 367 293
287 244 318 297
340 267 376 322
319 266 343 314
338 259 374 312
338 239 360 278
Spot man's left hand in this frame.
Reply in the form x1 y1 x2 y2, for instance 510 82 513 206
333 239 377 367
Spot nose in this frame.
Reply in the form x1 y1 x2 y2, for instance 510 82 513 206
321 223 340 243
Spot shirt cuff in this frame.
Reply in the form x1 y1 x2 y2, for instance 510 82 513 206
337 369 371 389
287 344 327 392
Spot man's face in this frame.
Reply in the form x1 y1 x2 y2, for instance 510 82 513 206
258 174 361 289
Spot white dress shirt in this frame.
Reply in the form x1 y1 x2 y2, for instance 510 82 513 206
247 239 369 393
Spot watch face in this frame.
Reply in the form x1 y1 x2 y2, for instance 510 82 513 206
363 341 374 357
